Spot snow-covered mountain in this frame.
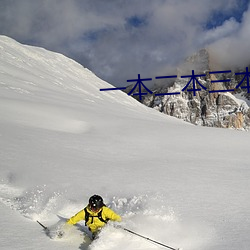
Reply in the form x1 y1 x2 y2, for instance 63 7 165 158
0 36 250 250
139 49 250 130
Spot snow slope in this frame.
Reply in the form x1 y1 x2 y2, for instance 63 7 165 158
0 36 249 250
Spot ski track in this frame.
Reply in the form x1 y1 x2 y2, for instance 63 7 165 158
0 181 212 250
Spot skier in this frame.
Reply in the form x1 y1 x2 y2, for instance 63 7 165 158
66 194 121 239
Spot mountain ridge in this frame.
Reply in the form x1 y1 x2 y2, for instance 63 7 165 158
126 48 250 130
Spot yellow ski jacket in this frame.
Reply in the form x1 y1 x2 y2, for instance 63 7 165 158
67 206 121 233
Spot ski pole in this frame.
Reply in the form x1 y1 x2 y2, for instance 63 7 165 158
122 227 180 250
37 220 48 231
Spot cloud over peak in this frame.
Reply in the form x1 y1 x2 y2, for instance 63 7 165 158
0 0 249 86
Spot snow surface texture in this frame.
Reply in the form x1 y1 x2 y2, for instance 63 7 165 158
0 36 249 250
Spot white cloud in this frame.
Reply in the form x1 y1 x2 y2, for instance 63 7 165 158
209 4 250 69
198 17 240 49
0 0 248 86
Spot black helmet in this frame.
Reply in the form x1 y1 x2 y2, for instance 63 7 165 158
89 195 104 210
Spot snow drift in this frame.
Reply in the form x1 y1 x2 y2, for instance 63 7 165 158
0 36 249 250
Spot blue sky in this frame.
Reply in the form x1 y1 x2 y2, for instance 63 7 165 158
0 0 249 87
205 0 249 28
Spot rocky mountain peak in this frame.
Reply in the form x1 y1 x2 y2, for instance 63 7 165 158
129 48 250 130
177 48 211 76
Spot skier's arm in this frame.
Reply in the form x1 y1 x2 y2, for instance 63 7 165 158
104 207 122 222
67 209 85 225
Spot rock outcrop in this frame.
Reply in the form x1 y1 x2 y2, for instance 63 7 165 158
128 49 250 130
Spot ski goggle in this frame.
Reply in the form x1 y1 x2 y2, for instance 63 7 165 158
90 204 101 211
